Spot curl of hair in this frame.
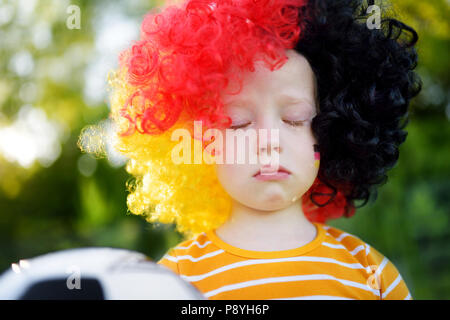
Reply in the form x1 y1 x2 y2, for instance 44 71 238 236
295 0 422 217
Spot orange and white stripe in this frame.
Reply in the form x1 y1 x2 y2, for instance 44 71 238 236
158 222 412 300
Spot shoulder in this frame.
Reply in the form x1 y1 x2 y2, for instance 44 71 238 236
320 223 412 300
170 233 217 258
320 224 371 261
156 232 219 273
321 223 392 268
321 224 393 265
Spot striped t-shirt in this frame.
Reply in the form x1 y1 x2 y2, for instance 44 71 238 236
157 222 412 300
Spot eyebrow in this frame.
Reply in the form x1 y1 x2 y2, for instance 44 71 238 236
224 93 316 109
223 98 254 107
278 93 314 104
226 96 301 104
278 92 318 112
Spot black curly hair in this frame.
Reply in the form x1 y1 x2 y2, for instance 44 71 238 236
295 0 422 214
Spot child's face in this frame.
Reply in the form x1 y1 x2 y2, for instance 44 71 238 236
215 49 319 211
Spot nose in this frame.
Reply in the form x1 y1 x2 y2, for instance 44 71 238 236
256 128 282 156
257 143 281 156
255 128 282 172
253 108 282 158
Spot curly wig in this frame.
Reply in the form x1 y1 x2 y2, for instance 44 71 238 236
295 0 421 215
82 0 421 236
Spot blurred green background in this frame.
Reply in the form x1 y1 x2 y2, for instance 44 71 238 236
0 0 448 299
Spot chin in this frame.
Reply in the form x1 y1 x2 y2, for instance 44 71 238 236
251 202 289 212
246 193 292 211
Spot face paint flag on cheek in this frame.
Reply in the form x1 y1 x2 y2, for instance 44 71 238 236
314 144 320 168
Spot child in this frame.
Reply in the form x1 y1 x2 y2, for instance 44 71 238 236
103 0 421 299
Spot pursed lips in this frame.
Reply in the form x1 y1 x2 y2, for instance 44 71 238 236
253 165 291 181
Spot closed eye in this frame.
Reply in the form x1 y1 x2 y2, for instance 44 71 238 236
282 119 308 126
229 122 251 129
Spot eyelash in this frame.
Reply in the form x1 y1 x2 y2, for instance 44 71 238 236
282 119 308 127
229 119 308 130
229 122 251 130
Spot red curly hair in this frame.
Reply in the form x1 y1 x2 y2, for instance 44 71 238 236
118 0 305 135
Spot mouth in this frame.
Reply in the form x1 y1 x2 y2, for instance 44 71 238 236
253 165 291 181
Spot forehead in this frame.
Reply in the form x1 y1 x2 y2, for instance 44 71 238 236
221 50 316 104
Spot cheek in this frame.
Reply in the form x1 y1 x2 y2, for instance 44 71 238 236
215 163 250 197
284 128 319 174
213 130 257 162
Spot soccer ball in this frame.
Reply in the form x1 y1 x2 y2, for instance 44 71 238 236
0 247 204 300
